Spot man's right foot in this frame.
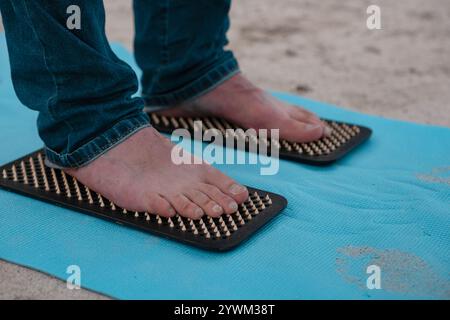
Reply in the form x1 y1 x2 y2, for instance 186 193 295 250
64 127 249 219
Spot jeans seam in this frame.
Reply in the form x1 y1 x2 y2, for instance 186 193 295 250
185 67 240 103
162 0 170 65
46 124 149 167
144 55 239 106
45 114 150 168
22 1 59 122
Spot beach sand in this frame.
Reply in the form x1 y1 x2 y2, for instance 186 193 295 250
1 0 449 126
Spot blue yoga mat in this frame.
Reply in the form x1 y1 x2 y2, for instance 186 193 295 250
1 34 449 299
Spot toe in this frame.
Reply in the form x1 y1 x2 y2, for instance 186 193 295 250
167 194 204 220
204 169 249 204
197 183 242 214
279 118 325 142
288 106 322 125
186 189 224 217
288 106 332 137
145 193 176 218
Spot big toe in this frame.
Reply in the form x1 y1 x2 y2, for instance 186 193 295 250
279 118 325 142
288 105 323 125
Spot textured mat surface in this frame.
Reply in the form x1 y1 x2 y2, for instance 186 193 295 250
1 34 449 299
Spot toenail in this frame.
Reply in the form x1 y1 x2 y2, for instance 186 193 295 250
213 204 223 214
228 201 238 212
168 208 176 216
229 184 246 195
195 208 204 217
305 124 322 131
324 126 333 136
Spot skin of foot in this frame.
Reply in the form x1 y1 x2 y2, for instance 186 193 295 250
65 127 249 220
157 73 332 142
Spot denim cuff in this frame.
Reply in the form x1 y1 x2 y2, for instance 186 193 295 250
44 112 151 168
144 56 240 107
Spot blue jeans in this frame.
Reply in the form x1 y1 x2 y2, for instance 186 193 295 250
0 0 238 167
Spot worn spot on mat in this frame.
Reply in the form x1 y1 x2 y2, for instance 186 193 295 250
416 166 450 186
336 246 450 299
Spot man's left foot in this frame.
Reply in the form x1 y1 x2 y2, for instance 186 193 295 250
156 73 331 142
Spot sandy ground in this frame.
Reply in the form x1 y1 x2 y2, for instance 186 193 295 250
0 0 449 299
103 0 450 126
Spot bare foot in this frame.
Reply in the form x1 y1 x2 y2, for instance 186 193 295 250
157 73 331 142
65 127 249 219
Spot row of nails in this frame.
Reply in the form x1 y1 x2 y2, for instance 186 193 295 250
3 154 272 240
151 114 361 156
2 155 49 190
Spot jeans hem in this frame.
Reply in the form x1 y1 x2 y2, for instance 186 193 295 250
143 56 240 107
44 112 151 168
